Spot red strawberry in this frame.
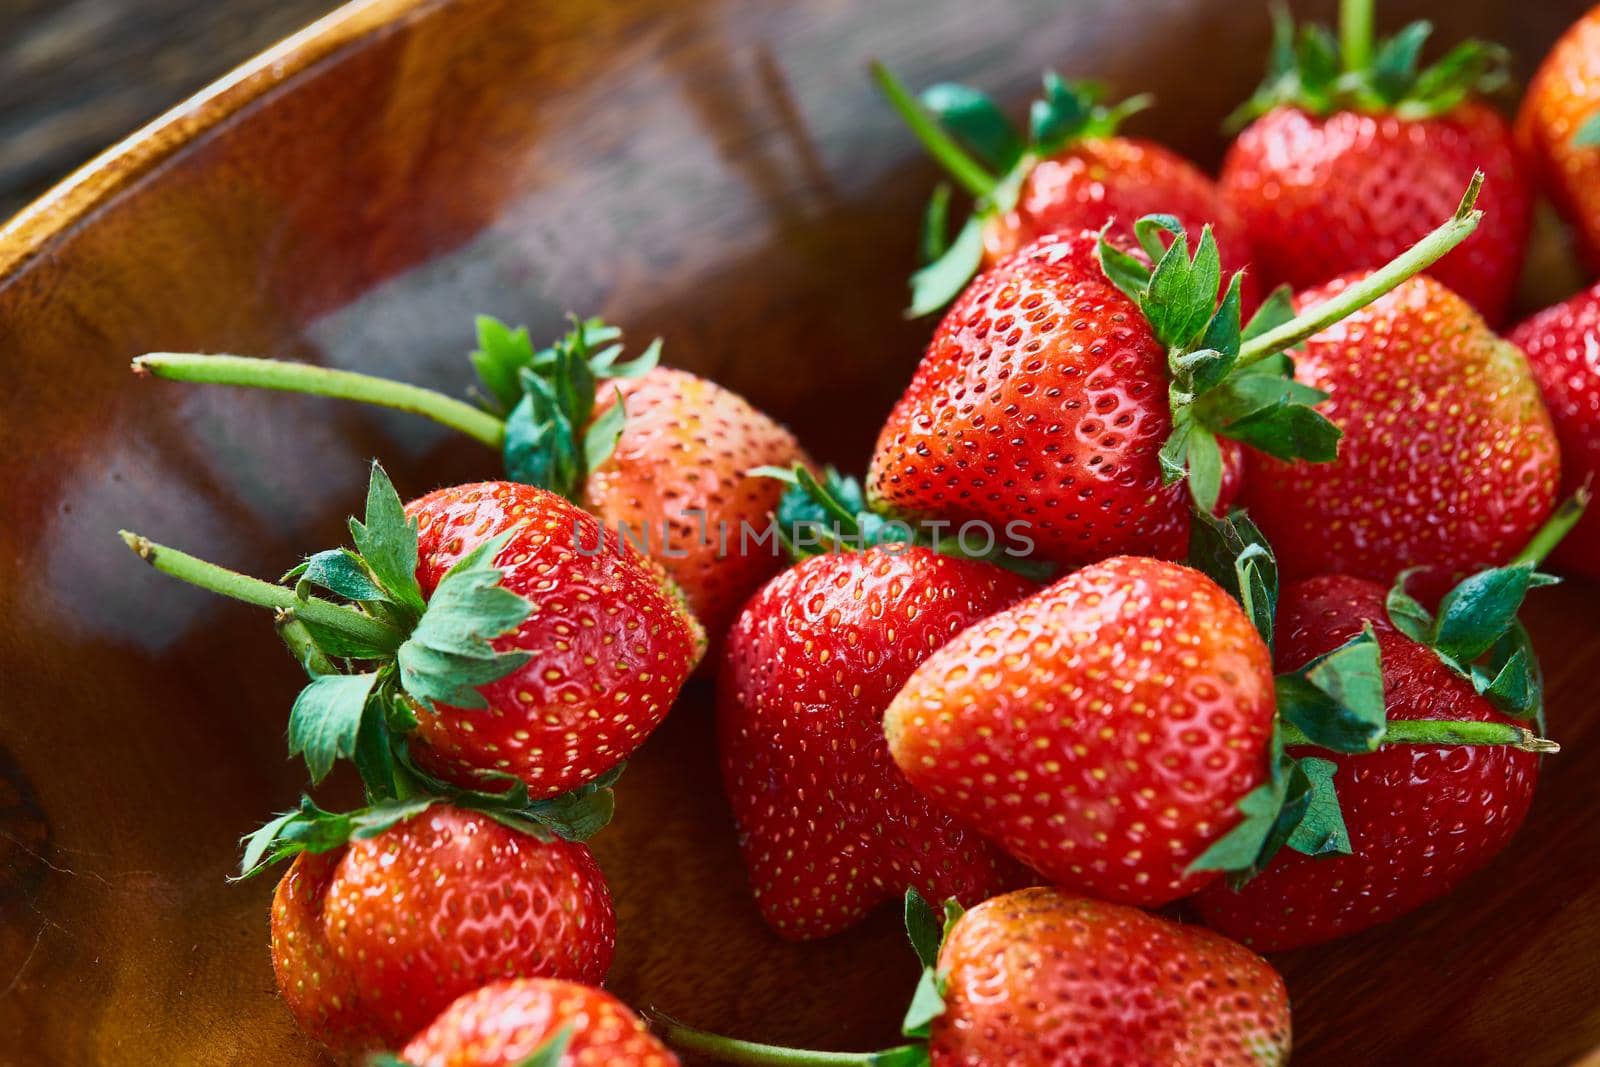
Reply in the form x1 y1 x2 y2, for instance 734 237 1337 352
268 803 616 1057
396 979 678 1067
1516 6 1600 274
1243 274 1560 585
884 556 1278 907
1221 3 1530 324
134 317 808 651
661 887 1292 1067
1508 283 1600 578
124 464 703 800
873 66 1253 316
1196 571 1552 951
718 543 1034 939
580 365 809 647
866 182 1485 567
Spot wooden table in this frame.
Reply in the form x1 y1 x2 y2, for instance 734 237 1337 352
0 0 337 219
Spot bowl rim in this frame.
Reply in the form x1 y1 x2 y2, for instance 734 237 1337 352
0 0 444 283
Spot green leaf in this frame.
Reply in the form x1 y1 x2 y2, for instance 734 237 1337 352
1385 570 1435 644
1029 73 1097 153
1242 285 1296 343
904 888 942 970
512 1025 574 1067
1189 755 1310 878
352 682 406 800
869 1048 933 1067
1430 562 1559 667
1370 20 1432 103
238 807 305 880
919 183 954 264
1286 756 1352 856
901 968 947 1039
920 84 1025 172
288 672 381 784
347 462 426 618
909 214 984 317
1158 410 1194 487
1144 226 1220 349
1188 508 1278 649
583 388 628 473
396 530 533 710
1276 629 1386 753
1096 226 1152 303
1573 111 1600 148
1186 428 1224 514
1133 214 1183 262
471 315 538 414
294 548 387 603
1197 276 1244 378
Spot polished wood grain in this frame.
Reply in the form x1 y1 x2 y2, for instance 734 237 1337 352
0 0 1596 1063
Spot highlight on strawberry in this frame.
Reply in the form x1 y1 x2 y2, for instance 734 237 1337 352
656 887 1292 1067
872 62 1253 316
133 317 808 648
866 173 1487 567
1222 0 1529 324
255 800 616 1058
120 463 703 802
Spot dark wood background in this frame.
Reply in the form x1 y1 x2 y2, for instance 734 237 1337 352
0 0 338 219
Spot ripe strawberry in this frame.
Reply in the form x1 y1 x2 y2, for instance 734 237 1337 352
1516 6 1600 274
661 887 1292 1067
883 556 1278 907
1196 565 1557 951
1242 273 1560 585
124 463 703 800
394 979 678 1067
1221 2 1530 324
718 542 1034 940
265 802 616 1057
1507 283 1600 578
873 65 1253 315
134 317 808 649
866 182 1485 567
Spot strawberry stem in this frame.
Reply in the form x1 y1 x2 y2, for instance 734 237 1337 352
1514 480 1592 566
134 353 507 450
871 61 999 200
652 1016 903 1066
1237 172 1484 367
1340 0 1374 74
120 531 403 653
1282 718 1558 753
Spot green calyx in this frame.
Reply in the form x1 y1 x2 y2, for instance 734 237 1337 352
872 62 1151 317
1228 0 1510 131
1186 507 1560 886
650 889 956 1066
134 314 659 504
125 462 616 826
1108 175 1483 511
478 316 660 500
753 464 1054 581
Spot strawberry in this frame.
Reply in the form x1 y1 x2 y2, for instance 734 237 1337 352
865 180 1486 567
1221 1 1530 325
1196 548 1566 950
261 801 616 1057
123 463 703 800
718 536 1034 940
883 555 1279 907
872 65 1254 315
391 979 678 1067
660 887 1292 1067
1508 283 1600 578
1516 5 1600 275
134 317 808 649
1242 273 1561 585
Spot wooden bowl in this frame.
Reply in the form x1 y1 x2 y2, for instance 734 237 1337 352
1 0 1597 1062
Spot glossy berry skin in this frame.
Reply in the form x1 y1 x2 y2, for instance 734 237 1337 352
583 367 810 652
400 979 678 1067
1244 274 1559 585
1517 8 1600 274
718 547 1034 939
407 482 704 797
867 231 1244 567
884 557 1276 907
982 138 1256 306
1508 284 1600 578
270 805 616 1057
1221 103 1531 325
932 888 1290 1067
1197 576 1540 951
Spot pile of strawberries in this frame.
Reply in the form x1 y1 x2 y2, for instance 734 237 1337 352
121 1 1600 1064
